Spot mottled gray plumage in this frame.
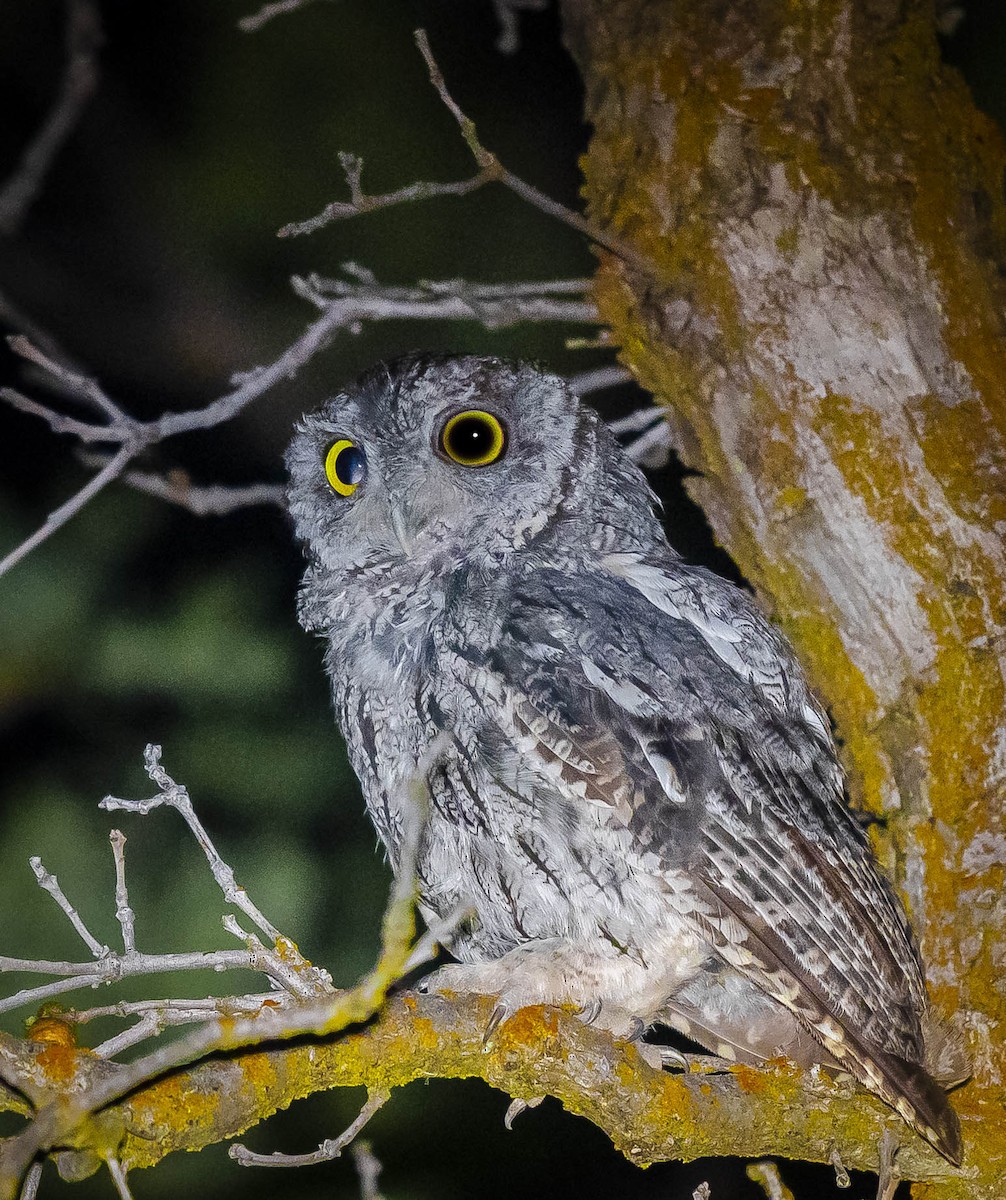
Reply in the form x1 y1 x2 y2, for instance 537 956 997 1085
286 353 960 1163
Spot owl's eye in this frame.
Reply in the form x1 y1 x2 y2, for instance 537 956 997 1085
439 410 507 468
324 439 367 497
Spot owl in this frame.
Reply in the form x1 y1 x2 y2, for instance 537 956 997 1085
286 353 961 1164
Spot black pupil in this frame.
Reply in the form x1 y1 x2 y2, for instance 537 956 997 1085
335 445 366 486
448 415 494 461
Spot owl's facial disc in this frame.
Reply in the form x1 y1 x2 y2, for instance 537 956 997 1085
287 354 600 576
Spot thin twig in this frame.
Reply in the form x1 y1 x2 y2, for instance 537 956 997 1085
280 29 642 270
0 949 272 1018
0 444 134 579
414 30 642 266
28 858 107 960
0 266 605 576
352 1142 386 1200
101 746 284 948
231 1088 390 1167
105 1159 134 1200
746 1160 795 1200
66 993 279 1027
0 0 102 235
491 0 548 54
15 1165 40 1200
7 335 128 423
108 832 135 954
568 364 633 396
296 269 598 327
0 748 449 1197
0 292 358 578
91 1013 163 1060
93 466 285 517
830 1146 851 1188
239 0 320 33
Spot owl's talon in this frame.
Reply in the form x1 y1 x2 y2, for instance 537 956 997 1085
626 1016 646 1041
484 1001 514 1044
575 998 603 1026
657 1045 689 1071
503 1096 544 1129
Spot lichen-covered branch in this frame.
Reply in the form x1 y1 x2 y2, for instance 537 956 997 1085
560 0 1006 1194
0 994 963 1187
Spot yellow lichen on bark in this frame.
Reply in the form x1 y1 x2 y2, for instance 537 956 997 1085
563 0 1006 1193
0 996 962 1183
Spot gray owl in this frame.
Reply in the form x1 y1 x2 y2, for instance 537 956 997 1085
286 353 961 1164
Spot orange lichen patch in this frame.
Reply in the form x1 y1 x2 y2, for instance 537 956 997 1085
411 1017 440 1052
733 1063 770 1095
26 1016 77 1050
273 936 303 963
498 1005 560 1046
29 1017 83 1086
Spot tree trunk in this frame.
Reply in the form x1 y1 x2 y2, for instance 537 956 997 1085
561 1 1006 1194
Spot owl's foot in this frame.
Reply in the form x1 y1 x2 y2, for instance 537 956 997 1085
415 943 646 1041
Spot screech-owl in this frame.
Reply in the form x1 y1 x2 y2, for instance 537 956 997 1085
286 353 961 1164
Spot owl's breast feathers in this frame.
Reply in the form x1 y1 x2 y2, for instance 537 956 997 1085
435 552 960 1164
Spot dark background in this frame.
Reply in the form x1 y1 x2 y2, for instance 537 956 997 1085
0 2 1001 1197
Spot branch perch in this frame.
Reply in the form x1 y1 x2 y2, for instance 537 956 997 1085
0 994 967 1187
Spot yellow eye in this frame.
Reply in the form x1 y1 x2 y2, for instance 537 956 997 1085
324 439 367 497
440 410 507 467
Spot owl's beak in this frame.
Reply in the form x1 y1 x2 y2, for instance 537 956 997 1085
390 508 413 557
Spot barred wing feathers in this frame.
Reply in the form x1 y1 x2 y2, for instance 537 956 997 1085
488 563 960 1164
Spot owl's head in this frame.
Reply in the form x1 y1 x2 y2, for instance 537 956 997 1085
286 353 657 590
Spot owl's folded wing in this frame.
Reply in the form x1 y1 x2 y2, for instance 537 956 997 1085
484 563 960 1162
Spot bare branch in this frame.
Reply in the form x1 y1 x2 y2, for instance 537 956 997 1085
91 1014 163 1061
351 1143 385 1200
491 0 548 55
1 267 605 575
96 466 285 516
280 154 485 237
15 1165 40 1200
0 748 443 1195
0 949 274 1018
102 747 283 955
746 1160 795 1200
7 335 129 423
280 30 643 270
414 31 643 267
568 364 633 396
0 0 102 235
0 444 134 580
105 1158 134 1200
297 270 599 327
239 0 322 33
230 1087 390 1167
28 858 107 960
108 832 135 954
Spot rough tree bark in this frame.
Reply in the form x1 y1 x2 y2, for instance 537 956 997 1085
562 1 1006 1196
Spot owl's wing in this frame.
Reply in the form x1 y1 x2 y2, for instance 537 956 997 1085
480 560 959 1163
